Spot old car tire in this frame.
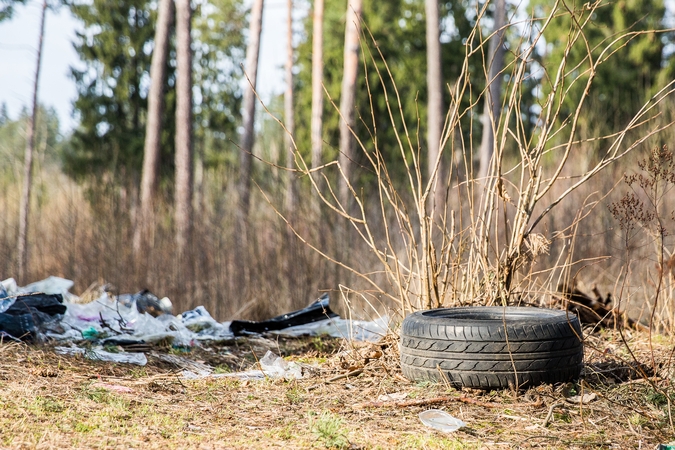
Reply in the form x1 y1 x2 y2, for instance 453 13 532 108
400 307 583 389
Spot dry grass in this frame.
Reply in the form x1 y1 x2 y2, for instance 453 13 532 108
0 329 673 449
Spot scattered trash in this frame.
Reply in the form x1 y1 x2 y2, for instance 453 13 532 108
55 291 199 346
229 294 338 335
81 326 106 340
118 289 173 317
658 443 675 450
0 278 18 296
419 409 466 433
20 276 76 301
0 295 15 313
0 276 389 369
377 392 408 402
55 344 148 366
565 392 597 404
273 313 389 342
0 293 66 339
179 306 230 337
181 350 302 380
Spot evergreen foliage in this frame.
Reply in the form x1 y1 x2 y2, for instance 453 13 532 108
531 0 672 131
63 0 245 187
292 0 479 189
64 0 163 183
193 0 246 170
0 105 61 186
0 0 26 22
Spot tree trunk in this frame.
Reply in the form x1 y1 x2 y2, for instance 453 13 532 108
17 0 47 283
311 0 324 173
338 0 362 210
238 0 264 223
425 0 444 213
478 0 506 181
174 0 193 256
285 0 296 213
235 0 264 291
134 0 174 256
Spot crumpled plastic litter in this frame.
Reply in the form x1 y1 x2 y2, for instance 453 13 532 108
0 278 18 296
181 350 302 380
230 294 338 335
565 393 597 404
377 392 408 402
419 409 466 433
273 314 389 342
1 276 389 367
118 289 173 317
55 344 148 366
0 292 66 339
19 276 76 301
56 292 198 346
179 305 231 337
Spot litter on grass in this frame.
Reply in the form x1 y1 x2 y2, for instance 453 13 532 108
181 350 303 380
418 409 467 433
0 277 388 369
54 344 148 366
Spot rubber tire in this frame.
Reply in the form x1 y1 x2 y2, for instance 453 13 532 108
400 307 583 389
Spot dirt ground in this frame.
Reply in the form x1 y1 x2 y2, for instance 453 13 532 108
0 329 673 449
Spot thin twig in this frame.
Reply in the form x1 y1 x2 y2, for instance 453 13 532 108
543 402 562 427
353 395 542 410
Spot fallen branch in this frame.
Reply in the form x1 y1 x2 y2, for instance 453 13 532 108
353 395 543 410
306 368 364 391
543 401 563 427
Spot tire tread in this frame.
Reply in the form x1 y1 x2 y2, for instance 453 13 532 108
400 307 583 389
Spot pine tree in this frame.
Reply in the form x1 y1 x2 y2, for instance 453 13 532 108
174 0 193 255
477 0 506 181
64 0 174 184
294 0 476 192
17 0 47 282
0 0 26 22
532 0 669 131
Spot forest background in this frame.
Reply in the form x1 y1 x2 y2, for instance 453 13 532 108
1 0 675 325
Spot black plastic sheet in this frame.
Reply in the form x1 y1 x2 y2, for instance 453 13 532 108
0 293 66 339
229 294 338 336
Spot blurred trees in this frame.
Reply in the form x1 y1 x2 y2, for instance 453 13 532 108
477 0 505 181
293 0 477 193
17 0 48 282
192 0 245 170
57 0 675 208
235 0 264 288
64 0 161 184
425 0 442 200
0 105 61 187
3 0 675 311
174 0 194 255
0 0 25 22
531 0 672 136
64 0 244 189
136 0 174 255
310 0 324 175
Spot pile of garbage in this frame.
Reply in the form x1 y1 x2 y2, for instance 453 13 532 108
0 276 388 369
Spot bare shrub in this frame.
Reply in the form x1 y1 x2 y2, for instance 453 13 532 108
276 1 675 321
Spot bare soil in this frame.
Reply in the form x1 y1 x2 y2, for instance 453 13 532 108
0 329 673 449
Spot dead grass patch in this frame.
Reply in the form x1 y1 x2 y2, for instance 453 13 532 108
0 330 673 449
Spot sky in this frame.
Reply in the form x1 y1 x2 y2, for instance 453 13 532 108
0 0 293 134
